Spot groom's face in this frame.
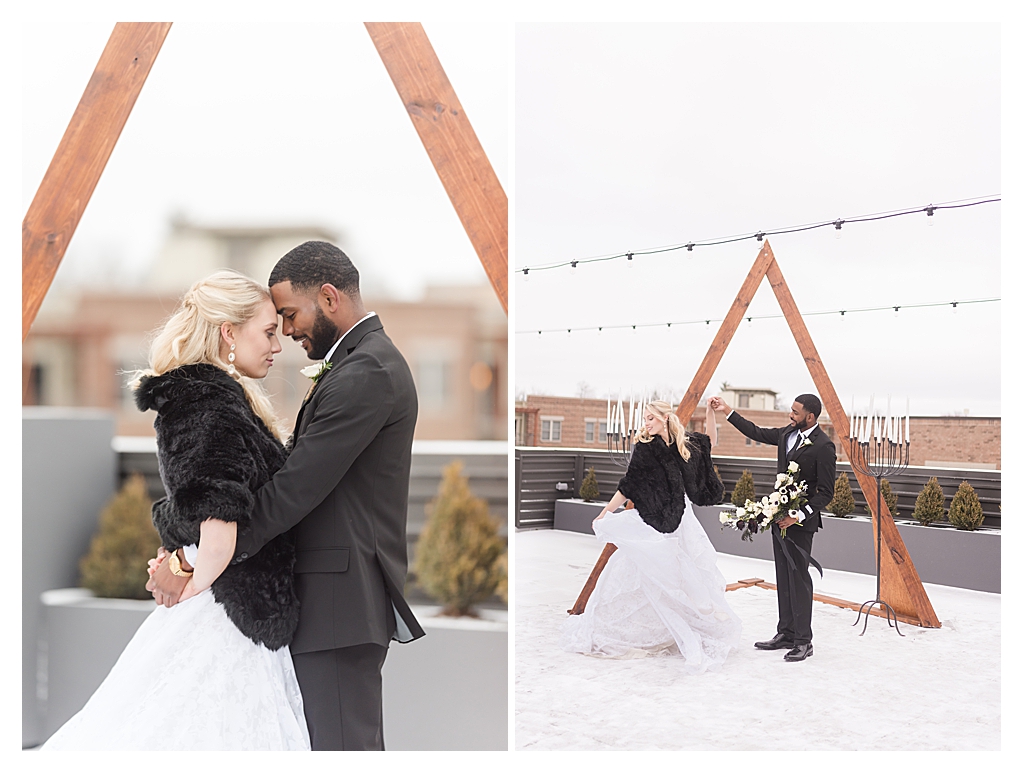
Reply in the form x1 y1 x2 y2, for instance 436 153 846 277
270 281 342 360
789 401 815 431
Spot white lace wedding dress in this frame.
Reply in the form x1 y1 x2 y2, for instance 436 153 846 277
40 588 310 751
561 499 742 673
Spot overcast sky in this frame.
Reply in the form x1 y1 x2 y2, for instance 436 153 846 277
21 21 508 301
513 23 1002 418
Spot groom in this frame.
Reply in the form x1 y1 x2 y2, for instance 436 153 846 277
709 393 836 662
150 241 425 749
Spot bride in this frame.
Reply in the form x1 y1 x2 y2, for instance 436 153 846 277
561 401 742 673
41 271 309 750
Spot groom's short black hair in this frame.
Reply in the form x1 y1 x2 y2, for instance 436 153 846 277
269 241 360 297
794 393 822 420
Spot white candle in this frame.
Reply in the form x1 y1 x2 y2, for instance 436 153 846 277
617 396 624 436
849 396 856 439
629 393 635 432
606 393 611 431
905 398 910 444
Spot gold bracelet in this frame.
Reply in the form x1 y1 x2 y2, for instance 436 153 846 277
168 549 193 578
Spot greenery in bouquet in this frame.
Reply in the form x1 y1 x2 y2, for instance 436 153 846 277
720 461 809 540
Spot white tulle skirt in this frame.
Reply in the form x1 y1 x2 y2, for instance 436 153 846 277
560 500 742 673
40 588 310 751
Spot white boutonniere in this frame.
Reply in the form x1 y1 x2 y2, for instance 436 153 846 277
301 361 332 384
797 436 813 451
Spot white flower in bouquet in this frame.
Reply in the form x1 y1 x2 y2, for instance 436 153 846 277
780 493 789 504
719 512 730 524
788 461 799 473
770 492 781 505
789 509 799 518
776 473 788 486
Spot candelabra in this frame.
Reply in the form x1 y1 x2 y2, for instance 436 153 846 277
847 396 910 636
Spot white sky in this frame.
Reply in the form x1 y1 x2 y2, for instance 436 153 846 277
21 21 509 301
513 23 1002 417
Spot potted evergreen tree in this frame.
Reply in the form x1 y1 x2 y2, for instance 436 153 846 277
415 461 507 617
865 478 898 519
912 477 946 527
731 469 756 508
827 472 856 518
579 467 600 502
948 480 984 530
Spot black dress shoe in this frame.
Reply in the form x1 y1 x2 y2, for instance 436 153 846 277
754 633 795 650
784 643 814 661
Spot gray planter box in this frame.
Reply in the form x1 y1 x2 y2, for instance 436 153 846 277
36 590 507 750
691 505 1000 593
553 498 607 534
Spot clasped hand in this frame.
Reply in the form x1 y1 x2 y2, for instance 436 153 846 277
146 547 193 607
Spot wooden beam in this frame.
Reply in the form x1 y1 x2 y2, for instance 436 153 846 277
365 22 508 313
764 251 940 628
747 580 928 628
675 240 775 425
567 543 617 615
22 22 172 341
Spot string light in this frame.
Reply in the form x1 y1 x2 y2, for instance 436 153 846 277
513 196 999 275
517 297 997 336
523 267 530 283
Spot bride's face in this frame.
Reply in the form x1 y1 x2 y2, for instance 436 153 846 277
644 410 666 436
222 298 283 379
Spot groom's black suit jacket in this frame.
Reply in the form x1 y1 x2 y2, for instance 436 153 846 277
231 315 425 654
726 412 837 531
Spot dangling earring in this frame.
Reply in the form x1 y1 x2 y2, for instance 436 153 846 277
228 343 237 376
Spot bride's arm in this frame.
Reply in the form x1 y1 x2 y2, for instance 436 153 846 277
594 490 627 522
178 518 238 602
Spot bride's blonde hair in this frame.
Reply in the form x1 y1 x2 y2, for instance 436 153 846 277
635 400 691 461
130 270 288 442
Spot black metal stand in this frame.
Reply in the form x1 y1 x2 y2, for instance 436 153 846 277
848 418 909 637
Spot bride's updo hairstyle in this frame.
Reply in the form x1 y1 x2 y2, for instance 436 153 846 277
635 400 691 461
130 270 288 442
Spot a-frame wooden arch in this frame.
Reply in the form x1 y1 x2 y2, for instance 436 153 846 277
572 240 940 629
23 22 508 343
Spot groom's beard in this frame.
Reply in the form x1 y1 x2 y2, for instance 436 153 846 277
305 308 342 360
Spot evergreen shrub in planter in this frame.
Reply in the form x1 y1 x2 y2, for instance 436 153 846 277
828 472 856 518
948 480 984 530
731 470 756 508
912 477 946 527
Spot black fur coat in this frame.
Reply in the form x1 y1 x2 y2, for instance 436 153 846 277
135 363 299 651
616 431 724 533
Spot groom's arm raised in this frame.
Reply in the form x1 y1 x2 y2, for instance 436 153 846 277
232 350 395 561
710 396 784 446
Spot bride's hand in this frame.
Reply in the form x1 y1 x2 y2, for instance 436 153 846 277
592 510 607 525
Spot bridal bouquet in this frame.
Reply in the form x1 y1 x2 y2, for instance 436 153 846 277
719 462 810 541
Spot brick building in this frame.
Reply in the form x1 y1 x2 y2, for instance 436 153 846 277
515 394 1000 470
23 221 506 441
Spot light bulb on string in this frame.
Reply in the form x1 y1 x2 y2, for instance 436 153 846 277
632 325 637 336
951 301 958 315
926 205 935 227
566 328 572 338
839 310 846 322
597 326 603 336
893 306 900 319
570 260 578 275
522 268 530 283
833 219 844 240
685 242 695 255
627 252 634 269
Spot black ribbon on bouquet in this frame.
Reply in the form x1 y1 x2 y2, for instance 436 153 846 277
773 527 823 579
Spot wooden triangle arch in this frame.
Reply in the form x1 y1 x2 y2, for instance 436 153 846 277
570 239 940 629
23 22 507 343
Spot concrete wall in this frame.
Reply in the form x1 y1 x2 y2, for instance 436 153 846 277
22 408 117 748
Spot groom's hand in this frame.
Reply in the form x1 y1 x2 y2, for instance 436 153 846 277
777 515 798 529
709 396 731 414
147 552 189 607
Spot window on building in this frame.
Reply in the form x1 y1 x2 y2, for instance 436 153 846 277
598 420 608 443
585 420 595 443
515 414 525 445
541 418 562 443
416 357 449 412
746 437 752 445
739 393 750 408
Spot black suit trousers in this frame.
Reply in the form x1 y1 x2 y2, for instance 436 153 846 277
293 643 390 751
772 522 815 645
